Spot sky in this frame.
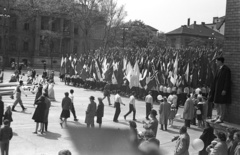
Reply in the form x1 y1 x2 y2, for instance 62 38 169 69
117 0 226 33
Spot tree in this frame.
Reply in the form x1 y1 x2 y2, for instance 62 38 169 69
100 0 127 49
122 20 158 48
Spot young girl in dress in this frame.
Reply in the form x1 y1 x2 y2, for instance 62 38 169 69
4 105 13 126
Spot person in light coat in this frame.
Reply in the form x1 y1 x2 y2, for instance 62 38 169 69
173 126 190 155
85 96 97 128
183 94 195 128
158 95 171 131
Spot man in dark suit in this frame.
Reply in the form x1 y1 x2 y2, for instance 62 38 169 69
209 57 231 123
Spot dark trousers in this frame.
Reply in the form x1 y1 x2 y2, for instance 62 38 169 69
113 102 121 121
44 122 48 131
185 119 191 128
146 103 152 119
71 103 77 119
124 104 136 120
161 124 168 130
1 141 9 155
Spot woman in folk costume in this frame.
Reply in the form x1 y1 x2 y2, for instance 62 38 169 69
85 96 97 128
48 80 56 101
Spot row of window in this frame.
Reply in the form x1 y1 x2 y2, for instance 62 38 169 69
0 39 29 51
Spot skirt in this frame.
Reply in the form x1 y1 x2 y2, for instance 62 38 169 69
60 110 70 119
197 114 202 121
96 116 102 124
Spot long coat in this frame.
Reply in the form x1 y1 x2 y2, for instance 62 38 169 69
183 98 195 120
32 96 46 123
174 133 190 155
199 126 216 155
35 86 43 102
96 102 104 118
159 101 171 125
0 101 4 125
209 65 231 104
44 97 51 123
85 101 97 125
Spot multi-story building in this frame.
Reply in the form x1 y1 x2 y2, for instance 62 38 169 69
166 18 224 49
0 1 105 68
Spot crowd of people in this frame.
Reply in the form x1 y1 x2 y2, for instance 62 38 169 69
0 45 238 154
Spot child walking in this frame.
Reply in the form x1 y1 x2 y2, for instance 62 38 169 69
96 98 104 128
0 119 13 155
3 105 13 126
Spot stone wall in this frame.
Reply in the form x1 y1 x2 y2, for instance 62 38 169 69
223 0 240 124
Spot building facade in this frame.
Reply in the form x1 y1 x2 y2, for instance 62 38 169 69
205 16 225 35
223 0 240 125
0 2 105 68
166 19 224 49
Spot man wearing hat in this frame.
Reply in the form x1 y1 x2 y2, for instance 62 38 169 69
12 80 27 112
209 57 231 123
145 91 153 120
158 96 171 131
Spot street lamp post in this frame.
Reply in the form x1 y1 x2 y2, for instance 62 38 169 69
0 8 10 70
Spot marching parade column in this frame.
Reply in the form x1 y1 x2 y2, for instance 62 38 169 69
223 0 240 124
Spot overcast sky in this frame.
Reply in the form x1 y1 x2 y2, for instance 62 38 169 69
117 0 226 33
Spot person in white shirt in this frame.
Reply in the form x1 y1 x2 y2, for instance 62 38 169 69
12 81 27 111
145 91 153 120
124 92 136 121
69 89 78 121
113 90 125 122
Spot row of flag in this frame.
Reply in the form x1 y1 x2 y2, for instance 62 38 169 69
59 47 221 90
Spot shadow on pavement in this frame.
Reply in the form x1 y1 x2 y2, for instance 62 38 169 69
66 126 138 155
116 121 129 127
165 129 179 134
13 132 18 136
68 121 85 126
39 131 61 140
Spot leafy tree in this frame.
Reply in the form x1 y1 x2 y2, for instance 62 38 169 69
122 20 159 48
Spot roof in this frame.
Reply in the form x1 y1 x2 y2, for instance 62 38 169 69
216 16 225 30
166 24 224 39
146 25 158 32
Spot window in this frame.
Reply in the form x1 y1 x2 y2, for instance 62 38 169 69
0 37 1 49
10 18 17 30
24 23 30 31
74 27 78 35
10 41 17 51
23 41 29 51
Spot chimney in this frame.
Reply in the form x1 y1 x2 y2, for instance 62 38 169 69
194 21 196 25
201 22 205 25
187 18 190 26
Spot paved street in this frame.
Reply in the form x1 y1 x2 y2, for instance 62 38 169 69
1 69 212 155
